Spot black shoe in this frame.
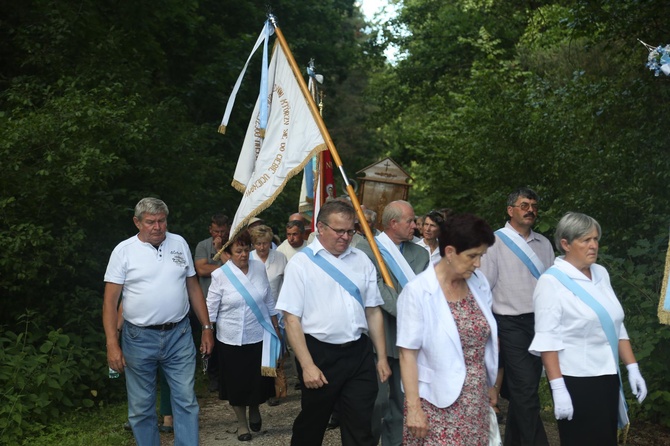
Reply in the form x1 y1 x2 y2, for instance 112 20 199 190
123 421 132 431
267 397 281 407
250 418 262 432
238 432 252 441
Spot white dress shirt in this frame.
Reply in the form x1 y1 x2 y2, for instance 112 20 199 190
250 249 288 301
207 259 278 345
275 237 383 344
529 257 629 376
416 238 441 265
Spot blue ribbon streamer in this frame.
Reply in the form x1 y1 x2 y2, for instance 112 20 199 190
259 20 271 133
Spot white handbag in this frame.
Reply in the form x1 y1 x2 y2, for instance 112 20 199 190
488 406 502 446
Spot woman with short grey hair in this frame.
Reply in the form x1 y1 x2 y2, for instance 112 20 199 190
553 212 601 254
529 212 647 445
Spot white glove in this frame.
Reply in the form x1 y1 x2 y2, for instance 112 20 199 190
626 363 647 404
549 377 574 420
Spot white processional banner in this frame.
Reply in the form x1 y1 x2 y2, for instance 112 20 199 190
229 43 327 237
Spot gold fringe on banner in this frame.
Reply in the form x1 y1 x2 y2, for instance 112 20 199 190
657 237 670 325
218 124 227 135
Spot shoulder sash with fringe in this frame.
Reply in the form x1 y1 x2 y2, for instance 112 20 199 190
221 262 281 377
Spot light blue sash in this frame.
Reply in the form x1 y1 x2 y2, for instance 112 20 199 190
546 267 629 428
302 247 364 308
221 263 281 369
375 242 410 287
495 229 542 279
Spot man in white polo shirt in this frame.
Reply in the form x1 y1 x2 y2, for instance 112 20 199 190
103 197 214 446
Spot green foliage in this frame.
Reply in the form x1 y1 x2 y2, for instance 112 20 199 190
22 401 134 446
0 311 113 445
600 234 670 426
367 0 670 426
0 0 380 437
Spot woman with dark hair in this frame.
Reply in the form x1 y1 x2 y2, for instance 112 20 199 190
397 213 499 445
417 210 452 266
529 212 647 445
207 230 280 442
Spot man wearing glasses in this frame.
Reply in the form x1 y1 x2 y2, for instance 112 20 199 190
480 188 554 446
276 200 391 446
358 200 430 446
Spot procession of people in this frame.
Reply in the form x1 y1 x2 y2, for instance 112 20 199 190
104 191 648 446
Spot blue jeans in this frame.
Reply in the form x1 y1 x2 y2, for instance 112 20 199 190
123 317 198 446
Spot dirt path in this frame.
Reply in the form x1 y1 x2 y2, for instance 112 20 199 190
156 356 668 445
178 355 557 446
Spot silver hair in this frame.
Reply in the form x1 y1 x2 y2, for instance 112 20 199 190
363 209 377 223
381 200 411 228
134 197 169 220
554 212 601 254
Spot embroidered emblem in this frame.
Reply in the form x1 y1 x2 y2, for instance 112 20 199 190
171 251 187 268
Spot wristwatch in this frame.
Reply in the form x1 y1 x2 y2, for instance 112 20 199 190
202 324 214 330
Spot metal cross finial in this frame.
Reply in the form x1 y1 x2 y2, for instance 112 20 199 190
267 10 277 26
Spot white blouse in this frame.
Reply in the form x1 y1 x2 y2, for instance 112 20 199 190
529 257 629 376
250 249 288 302
206 259 278 345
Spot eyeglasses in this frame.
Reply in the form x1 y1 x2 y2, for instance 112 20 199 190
512 202 539 211
322 222 356 237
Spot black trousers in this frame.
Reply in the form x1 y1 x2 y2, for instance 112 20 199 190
495 313 549 446
291 334 378 446
558 375 619 446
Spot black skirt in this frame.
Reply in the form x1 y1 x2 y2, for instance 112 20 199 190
557 374 620 446
216 339 274 406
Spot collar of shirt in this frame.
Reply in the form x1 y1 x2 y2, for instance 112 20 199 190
505 221 541 243
311 236 355 259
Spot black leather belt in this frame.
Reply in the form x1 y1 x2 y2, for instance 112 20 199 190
305 334 360 348
144 318 183 331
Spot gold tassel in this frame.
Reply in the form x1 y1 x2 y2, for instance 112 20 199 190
261 366 277 378
617 422 630 445
218 124 227 135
